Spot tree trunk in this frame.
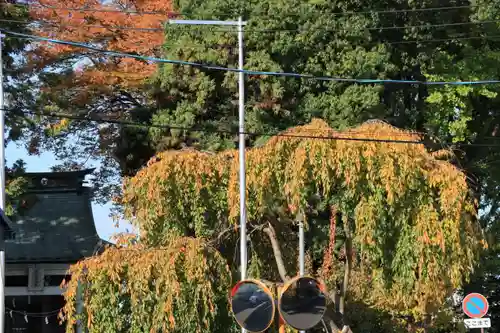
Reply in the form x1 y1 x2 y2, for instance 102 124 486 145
264 222 290 282
339 218 353 318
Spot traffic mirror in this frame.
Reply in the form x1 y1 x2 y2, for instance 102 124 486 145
230 280 275 332
278 276 327 330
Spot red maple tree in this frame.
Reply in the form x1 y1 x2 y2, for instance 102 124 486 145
27 0 174 91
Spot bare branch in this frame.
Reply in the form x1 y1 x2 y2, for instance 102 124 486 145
322 307 343 333
341 325 352 333
207 225 233 247
263 222 290 282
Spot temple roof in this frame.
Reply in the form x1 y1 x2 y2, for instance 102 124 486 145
5 169 107 263
0 209 14 240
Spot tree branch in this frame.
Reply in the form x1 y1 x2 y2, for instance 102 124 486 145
341 325 352 333
263 222 290 282
323 307 344 333
207 225 233 247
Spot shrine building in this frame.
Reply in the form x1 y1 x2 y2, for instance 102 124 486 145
2 169 106 332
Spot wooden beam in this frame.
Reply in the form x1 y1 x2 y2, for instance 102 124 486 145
6 263 70 276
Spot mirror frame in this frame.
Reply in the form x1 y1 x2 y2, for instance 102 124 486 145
230 279 276 333
278 275 327 330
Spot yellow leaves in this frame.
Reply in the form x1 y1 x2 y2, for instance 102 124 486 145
431 149 455 160
120 118 482 319
125 119 433 233
45 117 71 134
61 237 232 333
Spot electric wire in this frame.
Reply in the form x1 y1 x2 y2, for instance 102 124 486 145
3 17 500 46
0 1 497 35
0 18 164 32
4 29 500 86
11 109 500 148
387 33 500 44
0 2 482 17
3 108 428 139
249 19 500 33
3 2 177 16
3 16 500 34
16 109 424 144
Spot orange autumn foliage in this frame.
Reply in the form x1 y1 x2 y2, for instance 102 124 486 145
121 119 483 315
60 236 232 333
27 0 173 89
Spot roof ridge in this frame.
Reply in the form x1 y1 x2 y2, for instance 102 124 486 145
24 168 96 176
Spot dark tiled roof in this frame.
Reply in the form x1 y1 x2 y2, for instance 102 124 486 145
5 169 106 263
0 209 14 240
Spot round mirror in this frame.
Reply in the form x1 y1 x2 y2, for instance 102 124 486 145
230 280 275 332
279 276 327 330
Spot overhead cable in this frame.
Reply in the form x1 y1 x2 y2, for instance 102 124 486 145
0 2 480 17
3 18 500 46
10 109 500 148
2 2 177 16
3 29 500 86
3 16 500 34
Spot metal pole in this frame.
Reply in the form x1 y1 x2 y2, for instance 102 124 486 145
299 221 305 276
299 220 305 333
0 33 6 333
237 15 247 279
237 16 247 333
237 16 247 281
167 17 247 332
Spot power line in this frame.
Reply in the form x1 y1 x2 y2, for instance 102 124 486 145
17 109 423 144
0 2 479 17
4 16 500 34
1 1 492 36
3 17 500 47
364 19 500 32
250 19 500 33
387 33 500 45
6 109 429 139
11 109 500 148
4 29 500 86
0 18 164 32
11 15 500 46
2 2 177 16
316 4 478 16
3 108 426 138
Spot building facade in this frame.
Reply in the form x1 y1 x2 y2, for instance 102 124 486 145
4 169 105 332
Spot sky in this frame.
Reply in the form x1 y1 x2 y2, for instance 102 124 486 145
6 141 134 241
5 31 136 241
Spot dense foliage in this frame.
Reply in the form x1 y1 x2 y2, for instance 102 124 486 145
10 0 500 331
60 120 483 332
21 0 491 200
1 0 32 214
61 236 234 333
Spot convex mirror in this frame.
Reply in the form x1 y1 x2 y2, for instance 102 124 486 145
278 276 327 330
230 280 275 332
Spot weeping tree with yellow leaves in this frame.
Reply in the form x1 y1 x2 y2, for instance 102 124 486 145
60 119 483 333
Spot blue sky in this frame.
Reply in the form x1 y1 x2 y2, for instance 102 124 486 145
4 5 136 242
6 142 134 241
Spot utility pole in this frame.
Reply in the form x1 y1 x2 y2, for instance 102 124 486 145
298 219 305 333
168 17 247 333
0 32 6 333
299 220 304 276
